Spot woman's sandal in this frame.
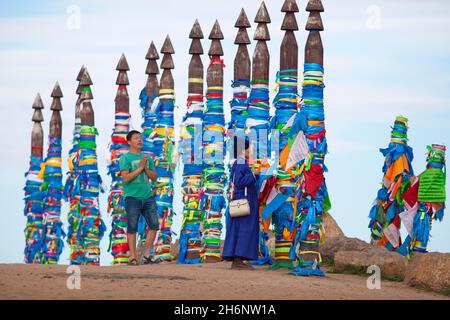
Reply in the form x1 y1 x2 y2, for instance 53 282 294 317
128 258 138 266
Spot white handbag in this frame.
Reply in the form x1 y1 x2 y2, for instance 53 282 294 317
229 173 251 218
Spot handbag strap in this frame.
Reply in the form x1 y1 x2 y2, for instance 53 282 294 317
232 165 247 198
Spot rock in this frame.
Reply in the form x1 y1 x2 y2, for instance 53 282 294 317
320 236 372 262
334 247 407 279
405 252 450 293
324 212 345 239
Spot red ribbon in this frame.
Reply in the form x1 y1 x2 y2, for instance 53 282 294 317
307 129 326 141
209 56 225 68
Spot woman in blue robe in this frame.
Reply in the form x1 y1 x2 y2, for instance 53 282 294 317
223 137 260 269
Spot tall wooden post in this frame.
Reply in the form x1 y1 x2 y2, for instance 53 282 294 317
141 41 160 156
290 0 328 276
268 0 299 270
23 93 45 263
77 68 105 265
153 35 176 261
41 83 65 264
247 1 273 265
66 65 85 265
228 8 251 137
249 2 271 165
31 94 45 158
74 65 84 137
202 20 226 263
137 41 160 252
177 19 205 264
108 54 131 265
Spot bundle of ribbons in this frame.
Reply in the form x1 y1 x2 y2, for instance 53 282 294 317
228 79 250 136
137 89 158 253
201 57 227 260
398 144 446 257
177 81 205 264
107 112 130 265
289 63 330 276
152 89 176 261
23 151 45 263
139 89 159 156
39 137 65 263
76 123 106 265
64 114 83 264
246 78 272 265
369 116 414 252
260 69 300 269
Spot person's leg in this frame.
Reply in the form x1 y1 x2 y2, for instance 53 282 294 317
128 233 137 261
125 197 140 263
141 197 159 259
232 256 255 270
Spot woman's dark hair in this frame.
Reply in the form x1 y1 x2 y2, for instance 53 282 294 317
126 130 141 142
233 136 250 159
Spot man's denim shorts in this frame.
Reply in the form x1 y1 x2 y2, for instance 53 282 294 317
124 196 159 233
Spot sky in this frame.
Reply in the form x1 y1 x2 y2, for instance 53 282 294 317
0 0 449 265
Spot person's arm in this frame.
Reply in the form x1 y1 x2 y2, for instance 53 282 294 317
143 166 157 182
121 167 144 184
120 155 146 183
143 156 157 182
234 164 256 188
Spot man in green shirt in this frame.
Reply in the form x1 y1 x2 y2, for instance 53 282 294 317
119 130 159 265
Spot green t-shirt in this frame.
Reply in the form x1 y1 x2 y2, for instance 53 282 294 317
119 151 156 200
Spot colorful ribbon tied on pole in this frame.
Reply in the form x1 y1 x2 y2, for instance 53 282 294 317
137 88 159 252
40 137 65 263
369 116 414 252
201 57 226 261
246 78 272 265
78 123 105 265
289 63 330 277
107 112 130 265
64 113 83 264
229 79 250 136
23 151 45 263
153 88 176 261
177 80 204 264
261 69 300 270
398 144 446 258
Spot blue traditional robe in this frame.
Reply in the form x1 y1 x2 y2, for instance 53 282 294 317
223 159 259 260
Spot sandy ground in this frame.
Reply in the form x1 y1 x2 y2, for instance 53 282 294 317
0 262 447 300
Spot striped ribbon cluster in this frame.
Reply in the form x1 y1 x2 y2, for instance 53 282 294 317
177 80 205 264
107 112 131 265
229 79 250 135
368 116 414 252
246 79 270 160
64 112 83 264
23 154 45 263
269 69 300 269
138 89 158 254
40 137 65 263
404 144 446 257
202 58 226 260
76 124 106 265
290 63 329 276
246 79 272 265
153 89 176 261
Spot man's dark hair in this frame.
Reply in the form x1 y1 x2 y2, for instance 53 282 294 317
233 135 250 159
126 130 141 142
